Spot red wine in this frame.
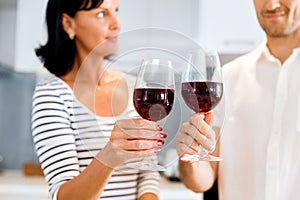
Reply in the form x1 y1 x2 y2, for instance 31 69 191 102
133 88 174 121
181 81 223 113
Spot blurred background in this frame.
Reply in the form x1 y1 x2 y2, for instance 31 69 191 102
0 0 265 170
0 0 264 199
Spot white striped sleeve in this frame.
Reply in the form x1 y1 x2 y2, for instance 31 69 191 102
32 83 80 200
137 158 160 198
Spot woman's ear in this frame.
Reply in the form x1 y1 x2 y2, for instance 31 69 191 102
61 13 76 39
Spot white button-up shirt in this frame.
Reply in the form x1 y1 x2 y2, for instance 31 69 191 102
218 41 300 200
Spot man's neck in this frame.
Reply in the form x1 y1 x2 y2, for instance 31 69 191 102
266 29 300 64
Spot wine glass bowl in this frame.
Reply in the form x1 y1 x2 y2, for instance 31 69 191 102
180 50 223 162
133 59 175 122
133 88 174 121
127 58 175 171
181 81 223 113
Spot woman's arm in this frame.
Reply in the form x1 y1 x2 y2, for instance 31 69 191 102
32 85 115 200
138 193 158 200
57 159 114 200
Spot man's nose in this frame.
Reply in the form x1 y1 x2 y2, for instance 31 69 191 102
265 0 281 10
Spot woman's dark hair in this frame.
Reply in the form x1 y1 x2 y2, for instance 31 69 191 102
35 0 104 76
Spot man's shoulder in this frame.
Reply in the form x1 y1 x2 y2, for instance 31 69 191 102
223 50 258 69
220 47 263 85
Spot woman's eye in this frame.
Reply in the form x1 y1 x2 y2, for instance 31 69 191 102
97 11 105 19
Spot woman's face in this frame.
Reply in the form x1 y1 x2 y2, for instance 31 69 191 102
72 0 120 57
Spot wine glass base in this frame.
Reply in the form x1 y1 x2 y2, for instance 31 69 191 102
126 161 166 171
180 154 222 162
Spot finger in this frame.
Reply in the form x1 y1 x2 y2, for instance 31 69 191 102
112 127 167 140
116 118 162 131
176 142 198 158
176 132 199 154
121 130 167 140
180 122 207 146
189 113 211 137
203 112 213 125
180 122 215 152
126 148 158 159
206 127 216 140
118 139 164 151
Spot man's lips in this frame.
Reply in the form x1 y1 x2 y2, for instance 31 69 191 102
263 11 286 20
262 7 288 20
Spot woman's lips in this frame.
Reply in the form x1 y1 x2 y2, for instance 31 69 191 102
106 36 118 42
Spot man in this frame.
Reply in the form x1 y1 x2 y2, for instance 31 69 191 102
176 0 300 199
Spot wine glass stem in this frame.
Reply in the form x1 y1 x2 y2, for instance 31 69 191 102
143 157 155 167
197 146 209 159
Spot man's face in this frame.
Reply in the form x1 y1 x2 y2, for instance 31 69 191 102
253 0 300 37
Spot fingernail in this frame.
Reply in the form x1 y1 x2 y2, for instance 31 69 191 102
160 133 167 138
157 140 164 146
157 125 162 131
154 148 161 153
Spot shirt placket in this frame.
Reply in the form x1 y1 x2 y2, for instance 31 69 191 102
265 66 288 200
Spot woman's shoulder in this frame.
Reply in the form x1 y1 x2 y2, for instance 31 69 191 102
34 76 72 99
103 70 136 87
36 76 67 89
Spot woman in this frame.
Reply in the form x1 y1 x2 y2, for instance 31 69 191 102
32 0 166 199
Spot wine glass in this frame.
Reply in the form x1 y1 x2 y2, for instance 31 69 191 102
126 58 175 171
180 50 223 162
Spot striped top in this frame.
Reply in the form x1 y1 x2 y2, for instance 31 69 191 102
31 76 160 200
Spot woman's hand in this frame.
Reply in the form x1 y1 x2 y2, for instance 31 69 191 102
176 112 216 159
97 118 166 168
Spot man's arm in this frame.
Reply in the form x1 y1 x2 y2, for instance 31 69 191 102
178 149 218 193
176 113 220 193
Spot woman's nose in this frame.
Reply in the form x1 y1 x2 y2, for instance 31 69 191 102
109 14 121 31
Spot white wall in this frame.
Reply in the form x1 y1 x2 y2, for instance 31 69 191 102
197 0 265 53
0 7 16 68
119 0 199 39
0 0 47 72
0 0 265 72
14 0 47 72
119 0 265 54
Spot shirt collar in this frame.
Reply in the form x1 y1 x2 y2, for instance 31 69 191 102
258 38 300 65
259 39 280 63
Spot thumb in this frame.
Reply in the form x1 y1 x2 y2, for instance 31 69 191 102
204 112 213 126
